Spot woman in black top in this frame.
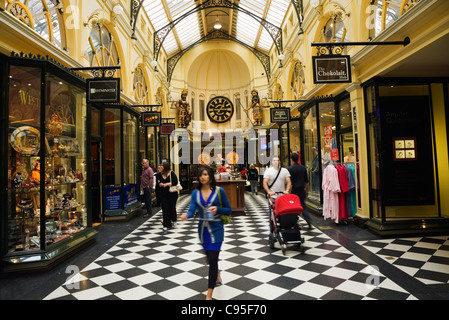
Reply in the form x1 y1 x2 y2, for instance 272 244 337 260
156 162 179 231
247 164 259 195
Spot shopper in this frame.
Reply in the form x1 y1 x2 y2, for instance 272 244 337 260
247 164 259 195
263 155 291 200
181 166 232 300
156 162 179 231
141 159 154 218
154 164 163 207
288 153 313 230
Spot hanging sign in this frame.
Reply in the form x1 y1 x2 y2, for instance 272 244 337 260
142 112 161 127
86 78 121 103
330 138 339 162
312 55 351 84
270 108 291 123
160 123 175 135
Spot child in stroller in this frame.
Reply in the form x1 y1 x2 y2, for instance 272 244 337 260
268 193 306 255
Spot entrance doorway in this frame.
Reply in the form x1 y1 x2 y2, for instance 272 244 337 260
91 140 103 223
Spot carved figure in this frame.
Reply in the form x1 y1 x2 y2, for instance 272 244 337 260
177 89 192 128
245 89 263 126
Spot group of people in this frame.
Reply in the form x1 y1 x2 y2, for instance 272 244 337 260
140 160 179 231
139 153 312 300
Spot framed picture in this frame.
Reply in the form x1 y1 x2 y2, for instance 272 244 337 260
393 137 416 162
58 138 81 156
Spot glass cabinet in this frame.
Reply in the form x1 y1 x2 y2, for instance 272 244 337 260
2 54 95 270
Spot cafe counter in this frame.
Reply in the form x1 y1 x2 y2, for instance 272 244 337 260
193 179 246 216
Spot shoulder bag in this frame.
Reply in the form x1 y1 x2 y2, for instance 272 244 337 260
265 167 282 198
169 171 183 193
216 187 231 225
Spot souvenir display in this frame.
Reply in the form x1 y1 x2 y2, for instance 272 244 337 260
7 72 88 255
10 126 40 155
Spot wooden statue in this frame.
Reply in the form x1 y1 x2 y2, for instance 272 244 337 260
177 89 192 128
245 89 264 126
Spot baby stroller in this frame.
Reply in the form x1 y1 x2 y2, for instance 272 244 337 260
268 194 306 255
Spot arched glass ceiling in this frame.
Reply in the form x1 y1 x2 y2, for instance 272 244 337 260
143 0 291 56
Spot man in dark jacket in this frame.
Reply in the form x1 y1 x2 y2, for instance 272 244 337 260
288 153 313 230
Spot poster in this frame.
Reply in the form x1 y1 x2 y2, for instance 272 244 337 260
124 184 138 208
105 187 122 211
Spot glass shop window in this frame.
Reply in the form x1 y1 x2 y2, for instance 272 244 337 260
105 109 121 187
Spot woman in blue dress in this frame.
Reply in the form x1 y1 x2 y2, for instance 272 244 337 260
181 166 232 300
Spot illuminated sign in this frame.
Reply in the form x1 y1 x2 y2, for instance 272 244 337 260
142 112 161 127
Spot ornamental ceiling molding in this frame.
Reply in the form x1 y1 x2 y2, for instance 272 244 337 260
166 29 271 84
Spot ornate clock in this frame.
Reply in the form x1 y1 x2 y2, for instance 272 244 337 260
207 96 234 124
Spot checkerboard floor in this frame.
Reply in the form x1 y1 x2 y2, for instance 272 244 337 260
44 194 428 300
358 236 449 285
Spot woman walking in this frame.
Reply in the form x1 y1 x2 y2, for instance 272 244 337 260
247 164 259 195
181 166 231 300
156 162 179 231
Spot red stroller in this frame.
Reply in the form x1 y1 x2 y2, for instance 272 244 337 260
268 194 306 255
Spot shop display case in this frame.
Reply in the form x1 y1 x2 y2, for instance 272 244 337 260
2 54 96 271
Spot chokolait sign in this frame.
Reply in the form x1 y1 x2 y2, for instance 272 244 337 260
312 55 351 84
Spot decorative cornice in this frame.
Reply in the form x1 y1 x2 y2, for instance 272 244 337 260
0 11 83 69
351 0 438 64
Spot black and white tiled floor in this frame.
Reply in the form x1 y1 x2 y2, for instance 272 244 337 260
39 193 449 300
358 236 449 285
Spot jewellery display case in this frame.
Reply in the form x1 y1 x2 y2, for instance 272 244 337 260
1 53 96 272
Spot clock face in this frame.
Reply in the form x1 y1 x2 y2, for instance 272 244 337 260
207 96 234 124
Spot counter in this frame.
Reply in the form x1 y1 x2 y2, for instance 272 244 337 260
193 179 246 216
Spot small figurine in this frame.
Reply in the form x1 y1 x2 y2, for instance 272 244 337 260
13 172 23 188
30 161 41 184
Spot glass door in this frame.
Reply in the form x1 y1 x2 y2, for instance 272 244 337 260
91 140 102 222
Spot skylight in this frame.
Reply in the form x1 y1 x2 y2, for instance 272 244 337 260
143 0 291 57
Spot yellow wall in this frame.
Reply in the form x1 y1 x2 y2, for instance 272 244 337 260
432 84 449 218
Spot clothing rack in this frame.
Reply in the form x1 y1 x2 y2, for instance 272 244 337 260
322 162 357 225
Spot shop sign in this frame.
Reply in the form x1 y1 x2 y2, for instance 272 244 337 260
86 78 120 103
270 108 291 123
312 55 351 84
105 187 122 211
142 112 161 127
124 184 139 208
160 123 175 135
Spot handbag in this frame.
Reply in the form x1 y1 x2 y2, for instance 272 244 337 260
169 171 183 193
216 187 231 225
